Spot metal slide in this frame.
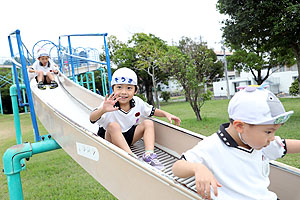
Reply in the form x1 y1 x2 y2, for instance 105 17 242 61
30 72 300 200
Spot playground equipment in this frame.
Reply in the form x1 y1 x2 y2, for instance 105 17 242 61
3 30 300 200
58 33 112 95
0 64 28 115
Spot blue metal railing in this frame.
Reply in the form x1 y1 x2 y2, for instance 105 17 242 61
8 29 41 142
58 33 112 94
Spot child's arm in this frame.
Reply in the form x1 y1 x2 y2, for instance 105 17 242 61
53 64 59 74
285 139 300 154
28 66 35 73
153 109 181 126
50 62 59 74
172 160 221 200
90 93 120 122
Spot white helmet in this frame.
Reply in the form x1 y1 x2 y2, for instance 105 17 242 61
37 49 49 58
111 68 137 86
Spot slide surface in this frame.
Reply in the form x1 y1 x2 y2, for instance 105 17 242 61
30 73 202 200
30 73 300 200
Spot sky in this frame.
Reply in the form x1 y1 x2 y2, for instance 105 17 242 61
0 0 226 59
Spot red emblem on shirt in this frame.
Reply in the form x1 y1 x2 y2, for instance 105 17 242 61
135 112 140 117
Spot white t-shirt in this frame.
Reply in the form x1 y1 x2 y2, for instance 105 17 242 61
183 123 286 200
95 96 155 132
31 59 58 76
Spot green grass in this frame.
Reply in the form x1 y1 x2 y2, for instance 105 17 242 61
0 114 116 200
1 97 300 199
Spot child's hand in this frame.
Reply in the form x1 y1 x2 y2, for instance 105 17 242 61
166 114 181 126
194 164 222 200
102 93 121 113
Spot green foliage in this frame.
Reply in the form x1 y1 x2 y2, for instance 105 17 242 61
289 79 299 96
0 68 13 114
0 68 30 114
106 34 170 106
217 0 300 85
202 89 213 101
226 48 295 84
162 37 223 120
160 91 171 102
130 33 170 107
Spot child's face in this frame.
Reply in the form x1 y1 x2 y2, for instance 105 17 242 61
113 84 136 105
240 123 281 150
38 56 49 66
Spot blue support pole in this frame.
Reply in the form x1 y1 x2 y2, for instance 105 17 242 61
3 135 61 200
86 73 90 90
58 37 64 72
67 36 76 82
80 74 83 86
0 90 3 115
10 84 25 145
91 72 96 93
101 68 108 96
22 89 28 114
8 36 23 104
103 34 112 94
19 69 28 113
14 30 41 142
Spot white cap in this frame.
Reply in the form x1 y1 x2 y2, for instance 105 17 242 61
228 85 293 125
111 67 137 86
37 49 49 58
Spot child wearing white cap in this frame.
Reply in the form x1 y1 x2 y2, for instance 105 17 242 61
90 67 181 170
172 85 300 200
28 49 59 89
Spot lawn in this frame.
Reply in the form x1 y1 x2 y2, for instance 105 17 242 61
0 114 117 200
0 97 300 199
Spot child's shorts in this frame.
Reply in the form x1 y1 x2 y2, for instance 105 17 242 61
97 125 137 146
35 75 48 84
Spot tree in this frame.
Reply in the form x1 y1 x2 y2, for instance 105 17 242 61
227 47 295 84
107 34 169 107
163 37 223 120
130 33 169 109
217 0 300 88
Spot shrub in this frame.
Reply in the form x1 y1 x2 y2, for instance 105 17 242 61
289 79 299 96
161 91 171 102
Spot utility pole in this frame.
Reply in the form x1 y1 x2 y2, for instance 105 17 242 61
221 42 230 99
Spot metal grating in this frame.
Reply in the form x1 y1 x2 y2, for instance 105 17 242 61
130 140 197 194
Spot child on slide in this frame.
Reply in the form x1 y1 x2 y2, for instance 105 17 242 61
90 67 181 170
28 49 59 89
172 85 300 200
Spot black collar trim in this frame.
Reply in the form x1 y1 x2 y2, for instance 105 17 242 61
114 98 136 114
218 123 254 153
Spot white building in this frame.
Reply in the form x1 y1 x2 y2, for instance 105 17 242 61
157 79 183 95
213 64 298 98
